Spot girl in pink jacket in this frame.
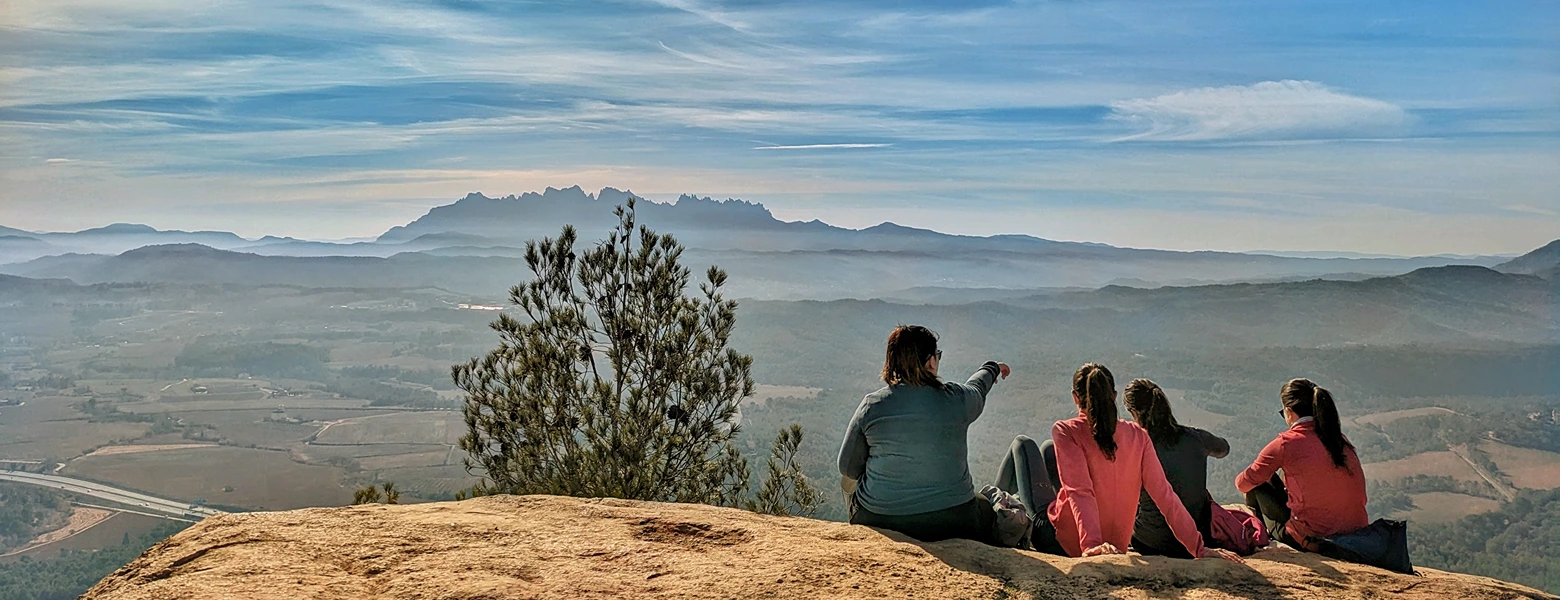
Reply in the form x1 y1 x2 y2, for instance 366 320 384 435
994 363 1242 562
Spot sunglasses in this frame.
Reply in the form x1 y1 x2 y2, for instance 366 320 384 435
930 350 943 361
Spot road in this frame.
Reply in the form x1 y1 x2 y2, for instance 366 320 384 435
0 471 222 519
1448 444 1517 503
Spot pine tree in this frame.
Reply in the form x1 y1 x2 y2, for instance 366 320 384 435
454 199 813 511
352 485 382 505
745 424 822 517
381 481 400 505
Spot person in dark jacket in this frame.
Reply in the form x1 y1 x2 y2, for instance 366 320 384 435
1122 378 1230 557
838 324 1009 543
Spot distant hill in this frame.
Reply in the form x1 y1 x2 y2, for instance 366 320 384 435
0 223 254 265
0 244 530 292
1499 239 1560 277
6 187 1542 295
734 266 1558 382
1 237 1537 302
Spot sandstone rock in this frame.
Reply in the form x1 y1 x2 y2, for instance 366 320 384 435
85 495 1553 600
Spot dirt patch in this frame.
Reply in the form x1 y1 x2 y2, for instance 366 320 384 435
633 518 752 548
1 506 115 556
79 444 219 459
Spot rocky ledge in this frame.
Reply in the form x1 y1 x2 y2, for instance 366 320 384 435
85 495 1553 600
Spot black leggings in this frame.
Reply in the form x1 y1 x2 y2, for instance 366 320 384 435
1245 474 1300 546
849 496 996 544
994 435 1066 554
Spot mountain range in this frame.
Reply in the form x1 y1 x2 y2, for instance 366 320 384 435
2 186 1556 300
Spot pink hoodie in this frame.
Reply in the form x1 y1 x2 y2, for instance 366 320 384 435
1048 416 1205 558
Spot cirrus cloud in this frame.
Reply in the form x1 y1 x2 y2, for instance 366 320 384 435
1109 80 1409 142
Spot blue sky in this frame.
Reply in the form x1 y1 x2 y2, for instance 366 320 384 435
2 0 1557 254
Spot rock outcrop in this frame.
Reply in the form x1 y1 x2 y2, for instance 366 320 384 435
85 495 1553 600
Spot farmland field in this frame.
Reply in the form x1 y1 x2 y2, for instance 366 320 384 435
375 464 477 498
1353 406 1459 427
117 396 369 414
1479 442 1560 490
357 450 451 470
1398 492 1502 525
1363 451 1484 483
291 442 445 463
167 409 322 449
313 411 463 446
64 446 352 510
0 513 168 565
0 396 150 459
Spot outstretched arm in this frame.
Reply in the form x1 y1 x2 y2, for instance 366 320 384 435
1194 427 1231 459
960 361 1005 423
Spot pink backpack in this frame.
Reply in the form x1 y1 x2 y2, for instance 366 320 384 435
1210 503 1270 555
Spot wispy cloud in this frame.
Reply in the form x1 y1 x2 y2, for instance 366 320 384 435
0 0 1556 253
753 143 892 150
1109 80 1409 142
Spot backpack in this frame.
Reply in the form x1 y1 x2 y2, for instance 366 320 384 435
978 485 1032 548
1209 503 1269 556
1309 519 1416 574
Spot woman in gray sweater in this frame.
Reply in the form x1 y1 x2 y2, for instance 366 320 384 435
838 324 1009 542
1123 378 1231 557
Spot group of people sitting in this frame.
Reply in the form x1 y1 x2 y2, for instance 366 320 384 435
838 325 1370 563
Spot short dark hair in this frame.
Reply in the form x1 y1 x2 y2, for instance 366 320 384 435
882 325 940 386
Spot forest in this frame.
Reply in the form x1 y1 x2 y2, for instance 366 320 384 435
0 522 189 600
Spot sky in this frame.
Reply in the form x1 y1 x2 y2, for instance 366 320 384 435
1 0 1557 255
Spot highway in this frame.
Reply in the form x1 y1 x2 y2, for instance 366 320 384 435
0 471 223 520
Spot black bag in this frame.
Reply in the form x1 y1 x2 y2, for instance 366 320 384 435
1309 519 1416 574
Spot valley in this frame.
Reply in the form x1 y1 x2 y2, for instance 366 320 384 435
0 193 1556 594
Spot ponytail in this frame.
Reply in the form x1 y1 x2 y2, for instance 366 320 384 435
1281 378 1353 471
1311 386 1351 470
1073 363 1118 460
1124 378 1182 446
